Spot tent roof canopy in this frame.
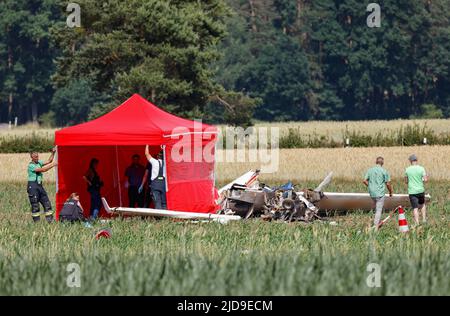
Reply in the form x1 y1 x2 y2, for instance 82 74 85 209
55 94 217 146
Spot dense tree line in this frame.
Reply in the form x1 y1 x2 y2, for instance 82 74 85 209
0 0 61 124
0 0 449 126
217 0 450 121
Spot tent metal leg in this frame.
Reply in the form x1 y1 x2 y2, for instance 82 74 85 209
115 145 122 206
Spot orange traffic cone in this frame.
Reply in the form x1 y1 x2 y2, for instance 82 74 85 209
398 206 409 233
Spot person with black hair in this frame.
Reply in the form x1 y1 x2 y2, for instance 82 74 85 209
125 154 146 207
83 158 103 219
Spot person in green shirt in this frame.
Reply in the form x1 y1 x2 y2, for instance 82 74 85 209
405 154 428 225
27 148 57 222
363 157 393 227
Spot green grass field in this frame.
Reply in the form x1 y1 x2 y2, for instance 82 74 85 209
0 179 449 295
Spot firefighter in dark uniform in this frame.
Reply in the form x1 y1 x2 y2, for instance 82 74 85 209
27 148 57 222
144 145 166 209
59 192 85 223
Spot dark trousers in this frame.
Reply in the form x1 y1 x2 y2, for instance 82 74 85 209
60 216 82 223
128 186 144 207
152 190 167 210
144 187 153 208
88 189 102 219
27 182 53 222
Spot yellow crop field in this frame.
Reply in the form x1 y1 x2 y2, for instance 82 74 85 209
2 145 450 184
0 123 55 138
215 146 450 183
2 118 450 140
252 118 450 139
0 153 56 183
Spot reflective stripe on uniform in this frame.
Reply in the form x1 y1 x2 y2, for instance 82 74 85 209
44 211 53 216
32 213 41 217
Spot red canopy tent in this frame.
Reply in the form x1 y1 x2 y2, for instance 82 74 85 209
54 94 218 219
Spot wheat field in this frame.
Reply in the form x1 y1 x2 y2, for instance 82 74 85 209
216 146 450 183
252 119 450 138
0 123 55 138
2 145 450 185
2 118 450 139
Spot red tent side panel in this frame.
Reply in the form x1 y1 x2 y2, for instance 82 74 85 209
55 144 218 218
165 142 218 214
55 145 161 219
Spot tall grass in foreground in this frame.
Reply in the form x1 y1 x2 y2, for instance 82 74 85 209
0 181 449 295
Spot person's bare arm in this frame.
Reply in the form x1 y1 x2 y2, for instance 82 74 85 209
42 147 57 166
386 181 393 197
404 176 409 184
77 201 84 213
145 145 153 162
83 175 92 186
34 161 57 173
423 172 429 183
363 179 369 187
140 170 148 188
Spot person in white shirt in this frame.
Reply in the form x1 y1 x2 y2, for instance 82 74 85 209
144 145 167 209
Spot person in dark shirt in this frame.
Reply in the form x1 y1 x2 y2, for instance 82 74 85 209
139 158 154 208
125 154 146 207
82 158 103 219
59 192 85 223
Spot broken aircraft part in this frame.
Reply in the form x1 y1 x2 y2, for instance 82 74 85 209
100 170 431 224
316 192 431 211
218 170 431 223
101 198 241 223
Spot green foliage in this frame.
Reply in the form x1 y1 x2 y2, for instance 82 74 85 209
50 79 110 126
411 104 445 119
38 111 56 128
206 91 259 127
216 26 311 121
0 133 53 153
278 123 450 148
0 0 61 123
343 123 450 147
87 102 116 121
1 0 450 126
51 0 232 120
279 129 341 148
220 0 450 121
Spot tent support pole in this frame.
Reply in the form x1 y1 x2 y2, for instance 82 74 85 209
115 145 122 206
162 145 168 192
55 145 58 193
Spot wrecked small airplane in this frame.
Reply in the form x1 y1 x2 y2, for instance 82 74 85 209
102 170 431 223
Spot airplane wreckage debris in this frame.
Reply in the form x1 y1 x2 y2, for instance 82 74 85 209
217 170 332 223
102 170 430 224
